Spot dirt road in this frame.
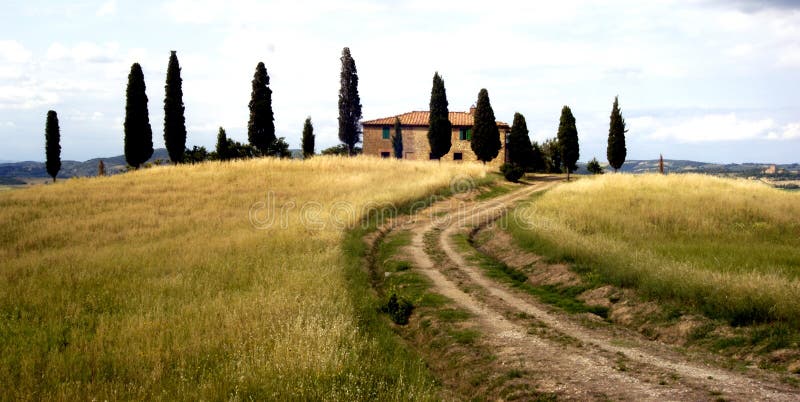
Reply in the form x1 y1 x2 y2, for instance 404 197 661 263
387 176 798 401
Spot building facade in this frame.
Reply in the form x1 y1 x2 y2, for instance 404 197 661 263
362 108 511 165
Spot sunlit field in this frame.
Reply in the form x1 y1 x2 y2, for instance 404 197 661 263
0 156 487 400
510 174 800 327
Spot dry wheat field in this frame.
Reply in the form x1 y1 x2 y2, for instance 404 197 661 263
0 156 487 400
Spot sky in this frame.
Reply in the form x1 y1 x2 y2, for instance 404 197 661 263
0 0 798 164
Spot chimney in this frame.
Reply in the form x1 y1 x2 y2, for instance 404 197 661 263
469 104 476 115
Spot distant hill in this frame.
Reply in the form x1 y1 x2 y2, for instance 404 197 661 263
576 160 800 176
0 149 171 180
0 148 305 182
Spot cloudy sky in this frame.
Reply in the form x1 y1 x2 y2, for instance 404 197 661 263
1 0 798 163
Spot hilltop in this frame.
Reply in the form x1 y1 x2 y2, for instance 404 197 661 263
574 159 800 176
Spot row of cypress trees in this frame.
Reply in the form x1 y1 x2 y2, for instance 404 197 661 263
505 97 628 178
124 52 294 168
424 73 502 164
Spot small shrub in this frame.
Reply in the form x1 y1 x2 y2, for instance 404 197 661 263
587 157 604 174
500 163 524 182
383 293 414 325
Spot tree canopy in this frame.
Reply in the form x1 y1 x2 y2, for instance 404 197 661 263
302 117 315 158
124 63 154 169
470 89 501 164
507 112 534 168
587 157 604 174
607 96 627 172
427 72 451 159
163 50 186 164
45 110 60 182
392 117 403 159
337 47 362 155
557 105 579 180
248 62 275 154
216 127 230 161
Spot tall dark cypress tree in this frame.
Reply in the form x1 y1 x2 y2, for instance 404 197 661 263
248 62 275 155
337 47 362 155
45 110 60 182
216 127 229 161
507 112 534 168
470 88 501 164
607 96 627 172
164 50 186 164
392 117 403 159
557 105 580 181
427 72 451 160
302 117 315 158
124 63 153 169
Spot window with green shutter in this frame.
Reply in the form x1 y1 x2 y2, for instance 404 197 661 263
459 128 472 140
382 127 390 139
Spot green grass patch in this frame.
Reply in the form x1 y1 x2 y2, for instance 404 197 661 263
476 182 513 200
453 234 609 318
449 329 481 345
436 308 472 322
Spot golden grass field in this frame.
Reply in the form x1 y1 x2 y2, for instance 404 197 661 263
510 173 800 327
0 156 487 400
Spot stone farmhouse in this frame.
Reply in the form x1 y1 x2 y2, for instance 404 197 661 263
362 107 511 165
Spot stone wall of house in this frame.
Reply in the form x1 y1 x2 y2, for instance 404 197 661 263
363 125 508 166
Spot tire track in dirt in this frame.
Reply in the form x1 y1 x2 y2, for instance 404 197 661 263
401 177 798 401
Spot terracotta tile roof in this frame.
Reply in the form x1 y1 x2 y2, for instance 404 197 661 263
363 110 510 129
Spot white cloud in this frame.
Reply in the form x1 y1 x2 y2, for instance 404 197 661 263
46 41 120 63
0 40 32 63
644 114 791 143
726 43 754 57
162 0 227 23
766 123 800 140
96 0 117 17
776 45 800 67
0 84 60 110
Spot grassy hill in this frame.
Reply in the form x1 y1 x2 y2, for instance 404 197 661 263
0 149 304 182
510 174 800 327
0 156 487 400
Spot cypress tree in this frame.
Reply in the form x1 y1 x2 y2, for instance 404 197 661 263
556 105 579 181
507 112 534 168
302 117 315 158
216 127 230 161
164 50 186 164
98 160 105 176
124 63 153 169
45 110 60 182
607 96 627 172
470 88 501 164
392 116 403 159
248 62 275 155
427 72 451 159
337 47 362 155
